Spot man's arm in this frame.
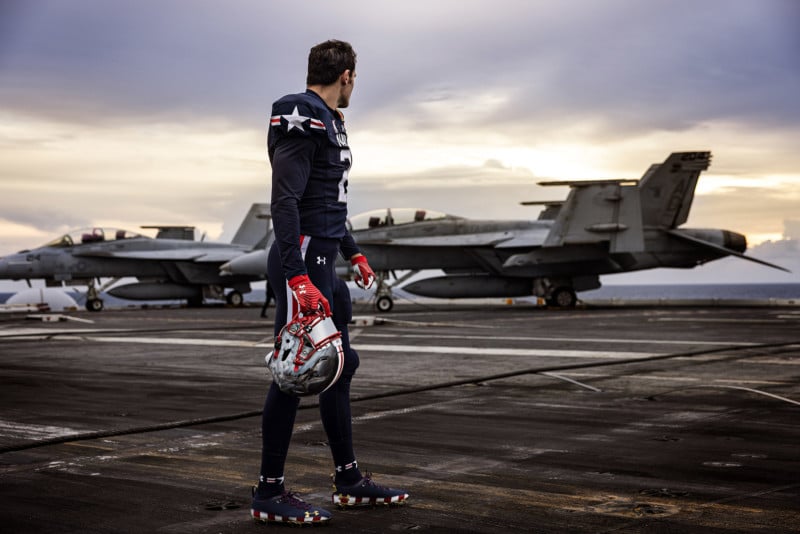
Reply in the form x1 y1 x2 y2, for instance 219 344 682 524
340 231 360 260
271 136 316 279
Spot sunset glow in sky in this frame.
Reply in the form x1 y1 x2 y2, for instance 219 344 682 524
1 0 798 268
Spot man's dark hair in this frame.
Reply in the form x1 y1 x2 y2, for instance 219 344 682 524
306 40 357 86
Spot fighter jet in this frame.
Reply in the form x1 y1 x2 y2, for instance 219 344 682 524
221 152 787 311
0 203 271 311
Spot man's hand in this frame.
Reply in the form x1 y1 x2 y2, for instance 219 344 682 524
288 274 331 316
351 255 376 289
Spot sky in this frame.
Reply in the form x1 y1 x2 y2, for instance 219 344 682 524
1 0 798 285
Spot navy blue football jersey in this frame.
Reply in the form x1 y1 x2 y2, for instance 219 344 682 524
268 90 361 278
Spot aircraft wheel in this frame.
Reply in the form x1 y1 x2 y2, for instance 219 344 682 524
226 291 244 306
375 295 394 313
86 298 104 312
548 287 576 308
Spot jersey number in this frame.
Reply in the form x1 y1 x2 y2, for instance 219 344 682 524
338 149 351 203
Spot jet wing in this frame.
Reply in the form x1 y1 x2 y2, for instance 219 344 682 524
493 228 549 248
356 228 548 248
73 249 245 263
356 232 514 247
189 250 250 263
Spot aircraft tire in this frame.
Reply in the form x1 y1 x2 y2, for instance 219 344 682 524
376 295 394 313
226 291 244 306
86 298 104 312
548 287 577 308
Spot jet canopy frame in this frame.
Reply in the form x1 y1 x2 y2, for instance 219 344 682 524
43 228 148 248
348 208 457 232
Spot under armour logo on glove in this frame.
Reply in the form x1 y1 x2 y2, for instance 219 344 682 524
288 274 331 316
316 256 326 265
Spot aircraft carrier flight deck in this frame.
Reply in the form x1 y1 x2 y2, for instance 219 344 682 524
1 302 798 533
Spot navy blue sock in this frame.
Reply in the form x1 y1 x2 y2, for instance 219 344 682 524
319 371 362 486
258 382 300 497
255 475 285 498
334 460 362 486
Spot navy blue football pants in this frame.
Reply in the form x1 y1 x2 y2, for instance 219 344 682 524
259 236 360 487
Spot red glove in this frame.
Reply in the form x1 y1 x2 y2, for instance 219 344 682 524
352 255 376 289
288 274 331 316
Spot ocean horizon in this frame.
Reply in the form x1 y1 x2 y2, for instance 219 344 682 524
3 283 800 308
578 282 800 300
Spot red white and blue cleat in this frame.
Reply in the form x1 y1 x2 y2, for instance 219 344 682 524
251 487 332 525
332 473 409 507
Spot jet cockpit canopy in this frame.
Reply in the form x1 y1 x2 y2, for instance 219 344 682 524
348 208 458 231
43 227 148 248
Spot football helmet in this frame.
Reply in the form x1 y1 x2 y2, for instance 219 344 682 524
266 312 344 396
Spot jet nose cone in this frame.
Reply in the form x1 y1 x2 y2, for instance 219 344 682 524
723 231 747 253
0 253 31 278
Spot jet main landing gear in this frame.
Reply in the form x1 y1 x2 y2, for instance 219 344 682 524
226 290 244 306
546 286 577 308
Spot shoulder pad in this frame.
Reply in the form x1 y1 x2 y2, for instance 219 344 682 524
269 93 328 138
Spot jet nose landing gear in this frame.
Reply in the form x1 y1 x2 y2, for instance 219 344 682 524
372 270 418 312
85 277 110 312
375 295 393 312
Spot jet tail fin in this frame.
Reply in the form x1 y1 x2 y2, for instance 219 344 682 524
231 203 271 248
539 152 711 253
638 151 711 228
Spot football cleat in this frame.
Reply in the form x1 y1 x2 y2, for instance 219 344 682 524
251 487 332 525
332 473 409 507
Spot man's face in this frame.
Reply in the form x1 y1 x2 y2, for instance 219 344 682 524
338 70 355 108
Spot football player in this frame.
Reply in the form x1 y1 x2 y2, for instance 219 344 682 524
251 39 409 525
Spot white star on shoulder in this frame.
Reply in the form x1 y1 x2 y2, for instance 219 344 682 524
283 106 310 132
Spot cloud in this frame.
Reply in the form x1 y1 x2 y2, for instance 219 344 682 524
688 185 800 237
352 1 800 141
0 112 267 250
1 0 798 261
784 220 800 241
2 1 798 134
